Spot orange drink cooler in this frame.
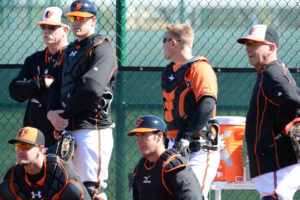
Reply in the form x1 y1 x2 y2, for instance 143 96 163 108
214 116 246 182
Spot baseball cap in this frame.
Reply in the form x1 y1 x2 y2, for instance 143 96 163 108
37 7 67 26
8 127 45 146
237 24 279 46
66 0 97 17
127 115 167 136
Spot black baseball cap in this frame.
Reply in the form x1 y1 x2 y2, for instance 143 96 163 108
237 24 279 46
9 127 45 146
66 0 97 17
127 115 167 136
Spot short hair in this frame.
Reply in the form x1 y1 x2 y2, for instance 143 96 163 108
166 24 194 46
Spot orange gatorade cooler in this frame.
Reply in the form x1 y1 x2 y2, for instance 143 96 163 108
214 116 246 182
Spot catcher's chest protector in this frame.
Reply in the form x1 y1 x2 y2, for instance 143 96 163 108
60 35 107 105
10 155 67 199
161 57 209 137
134 149 187 200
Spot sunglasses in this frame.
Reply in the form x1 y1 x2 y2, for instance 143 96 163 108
163 37 181 44
245 42 271 47
69 16 91 22
40 24 62 31
14 143 37 151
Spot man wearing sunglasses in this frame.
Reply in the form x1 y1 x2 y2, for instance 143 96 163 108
161 24 220 200
237 24 300 200
127 115 202 200
47 0 117 199
0 126 91 200
9 7 69 154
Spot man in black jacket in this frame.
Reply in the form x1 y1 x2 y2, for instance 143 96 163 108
47 1 117 199
237 24 300 200
127 115 202 200
9 7 69 153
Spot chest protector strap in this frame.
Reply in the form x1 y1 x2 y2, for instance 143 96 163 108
157 149 189 195
10 155 68 199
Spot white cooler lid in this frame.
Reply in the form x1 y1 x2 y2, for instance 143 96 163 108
215 116 246 125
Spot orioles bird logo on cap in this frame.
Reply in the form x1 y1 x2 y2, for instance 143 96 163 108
45 11 54 18
248 26 257 35
18 128 28 137
136 119 144 128
73 2 83 11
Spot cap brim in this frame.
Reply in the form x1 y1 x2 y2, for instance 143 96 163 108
8 139 35 145
126 128 157 136
237 37 269 44
65 11 94 17
36 21 64 26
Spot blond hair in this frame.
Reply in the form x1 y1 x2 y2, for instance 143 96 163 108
166 24 194 46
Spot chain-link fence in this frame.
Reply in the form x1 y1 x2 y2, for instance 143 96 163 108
1 0 300 199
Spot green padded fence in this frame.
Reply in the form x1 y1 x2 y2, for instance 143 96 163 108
1 0 300 199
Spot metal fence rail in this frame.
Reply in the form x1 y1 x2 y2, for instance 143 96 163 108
1 0 300 199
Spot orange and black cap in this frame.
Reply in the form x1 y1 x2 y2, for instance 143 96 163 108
127 115 167 136
66 0 97 17
9 127 45 146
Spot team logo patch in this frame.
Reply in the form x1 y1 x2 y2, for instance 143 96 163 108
73 2 83 11
136 119 144 128
45 11 53 19
18 128 28 137
248 26 257 35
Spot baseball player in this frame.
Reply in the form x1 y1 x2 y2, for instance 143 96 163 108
0 127 91 200
9 7 69 153
127 115 202 200
47 0 118 199
237 24 300 199
161 24 220 200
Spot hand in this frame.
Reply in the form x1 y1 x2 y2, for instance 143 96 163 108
172 138 190 158
45 78 54 88
47 110 69 131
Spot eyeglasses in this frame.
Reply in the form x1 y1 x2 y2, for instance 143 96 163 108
69 16 91 22
163 37 181 44
40 24 62 31
14 143 36 151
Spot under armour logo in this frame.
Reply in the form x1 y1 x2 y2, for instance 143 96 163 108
168 74 175 81
143 175 151 183
70 51 77 56
31 191 42 199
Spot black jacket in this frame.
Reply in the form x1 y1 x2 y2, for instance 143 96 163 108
245 60 300 178
9 48 65 147
48 34 118 130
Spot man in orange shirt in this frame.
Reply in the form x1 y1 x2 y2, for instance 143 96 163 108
161 24 220 200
